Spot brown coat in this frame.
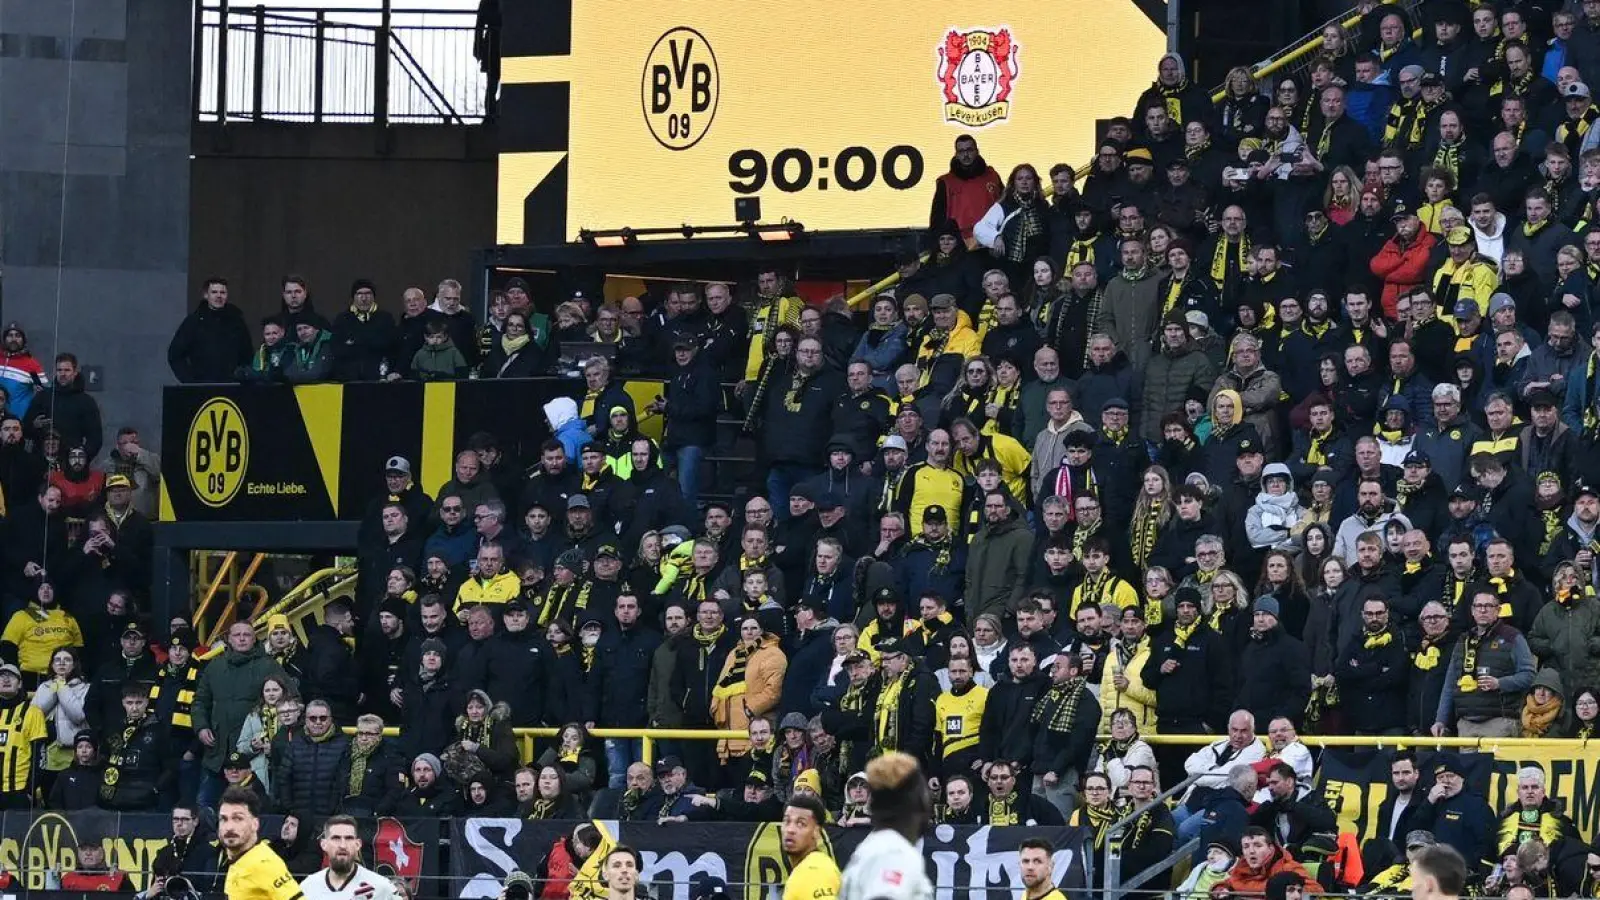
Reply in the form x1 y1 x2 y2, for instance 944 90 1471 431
710 636 787 759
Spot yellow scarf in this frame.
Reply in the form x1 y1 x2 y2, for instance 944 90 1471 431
875 668 908 754
1363 631 1393 649
1211 236 1250 284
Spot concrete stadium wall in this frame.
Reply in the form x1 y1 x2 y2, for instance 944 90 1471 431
0 0 192 449
189 123 496 329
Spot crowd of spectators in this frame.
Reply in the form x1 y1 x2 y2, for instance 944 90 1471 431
11 3 1600 893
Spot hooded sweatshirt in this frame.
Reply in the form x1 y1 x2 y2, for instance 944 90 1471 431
1246 463 1306 550
544 397 590 463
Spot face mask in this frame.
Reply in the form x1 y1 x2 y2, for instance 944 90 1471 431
581 632 601 647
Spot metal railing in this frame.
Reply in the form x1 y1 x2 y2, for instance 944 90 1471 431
1101 773 1201 900
193 3 486 124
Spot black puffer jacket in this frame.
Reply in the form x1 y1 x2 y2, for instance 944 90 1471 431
339 737 408 816
1233 625 1312 728
275 730 351 819
168 301 253 383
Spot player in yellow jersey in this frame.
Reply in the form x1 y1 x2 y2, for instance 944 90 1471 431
219 786 304 900
782 794 840 900
1019 838 1067 900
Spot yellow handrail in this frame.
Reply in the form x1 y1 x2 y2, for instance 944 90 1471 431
190 550 237 637
1134 733 1593 749
203 552 267 645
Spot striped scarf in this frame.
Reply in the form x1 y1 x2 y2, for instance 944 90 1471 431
1211 236 1250 284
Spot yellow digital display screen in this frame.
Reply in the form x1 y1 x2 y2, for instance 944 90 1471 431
499 1 1165 243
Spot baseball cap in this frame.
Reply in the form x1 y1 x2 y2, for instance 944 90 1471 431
105 474 133 490
1452 299 1479 319
384 456 411 475
1445 226 1473 247
1576 480 1600 501
1420 73 1443 88
1403 449 1431 467
567 494 591 510
882 435 909 452
1565 81 1592 99
923 505 948 523
654 755 685 775
267 614 291 632
875 636 906 656
0 663 20 679
1124 147 1154 165
929 293 957 310
595 544 621 560
1405 830 1437 850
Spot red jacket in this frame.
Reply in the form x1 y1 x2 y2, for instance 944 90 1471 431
1369 231 1438 319
1211 849 1320 896
935 168 1003 239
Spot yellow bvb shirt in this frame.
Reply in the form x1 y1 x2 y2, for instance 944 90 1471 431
225 840 305 900
786 849 842 900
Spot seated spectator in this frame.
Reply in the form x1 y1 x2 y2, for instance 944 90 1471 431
281 320 334 384
1209 827 1319 896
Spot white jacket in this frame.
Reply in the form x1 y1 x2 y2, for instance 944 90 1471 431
31 677 90 749
1472 211 1507 268
1181 737 1267 799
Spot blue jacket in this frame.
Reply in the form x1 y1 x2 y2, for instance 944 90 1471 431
1543 39 1569 83
543 396 591 463
423 523 478 571
1345 75 1394 142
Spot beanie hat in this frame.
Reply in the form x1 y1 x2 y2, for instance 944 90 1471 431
420 638 447 658
1254 595 1281 618
412 753 443 775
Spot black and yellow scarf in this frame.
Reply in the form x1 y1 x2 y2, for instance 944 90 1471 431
908 535 953 574
693 623 726 666
1032 676 1089 731
347 738 379 798
1130 498 1164 568
1559 106 1600 152
1079 801 1123 849
715 641 758 697
1211 236 1250 284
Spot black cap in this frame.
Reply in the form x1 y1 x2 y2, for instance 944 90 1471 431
790 484 815 503
745 769 770 787
1420 73 1443 87
654 755 685 775
1103 397 1129 411
505 276 531 293
1449 483 1477 500
1433 753 1467 778
1403 449 1431 467
73 730 96 747
1577 481 1600 501
504 598 530 614
1174 587 1203 609
168 626 198 650
923 505 948 524
1527 387 1560 409
1236 437 1262 456
595 544 621 560
874 586 900 606
874 636 906 656
797 597 829 617
224 751 250 770
121 621 146 639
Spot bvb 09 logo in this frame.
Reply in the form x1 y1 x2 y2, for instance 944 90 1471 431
641 26 719 150
187 397 249 507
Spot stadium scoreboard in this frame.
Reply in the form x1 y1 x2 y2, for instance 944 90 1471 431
497 0 1165 244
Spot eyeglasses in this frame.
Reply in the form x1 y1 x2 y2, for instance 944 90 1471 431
356 730 383 737
1421 614 1448 621
442 506 463 513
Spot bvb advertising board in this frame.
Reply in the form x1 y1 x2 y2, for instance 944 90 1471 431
497 0 1165 243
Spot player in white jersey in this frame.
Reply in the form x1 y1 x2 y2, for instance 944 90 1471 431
299 816 398 900
838 752 935 900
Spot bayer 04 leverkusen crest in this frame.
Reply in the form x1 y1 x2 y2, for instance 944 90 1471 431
937 27 1019 127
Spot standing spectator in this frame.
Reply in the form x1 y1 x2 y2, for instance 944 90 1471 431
929 136 1003 241
0 324 46 420
588 593 662 787
1235 596 1312 729
1100 239 1164 369
1434 588 1537 736
282 321 335 384
97 684 168 811
965 490 1034 619
192 621 287 810
1526 583 1600 710
425 279 478 367
26 353 101 460
273 699 350 820
99 427 160 520
1029 650 1101 820
1334 597 1410 735
659 337 719 511
168 278 252 383
330 279 398 381
711 618 786 780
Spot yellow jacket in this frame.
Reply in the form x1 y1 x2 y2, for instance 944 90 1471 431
743 295 805 380
453 571 522 614
1431 258 1498 318
953 433 1032 504
914 323 981 386
2 607 84 675
1098 636 1158 731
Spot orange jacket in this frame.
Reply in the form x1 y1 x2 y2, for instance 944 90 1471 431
1369 231 1438 319
1211 849 1320 897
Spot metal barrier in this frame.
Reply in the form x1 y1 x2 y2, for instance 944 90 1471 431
1101 773 1200 900
344 725 749 766
193 3 485 124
